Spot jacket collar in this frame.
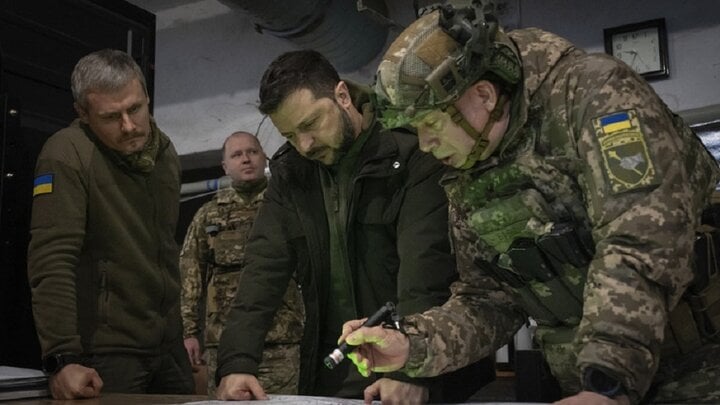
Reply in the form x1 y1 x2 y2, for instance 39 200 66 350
215 181 267 205
271 82 403 185
497 28 578 157
76 117 171 173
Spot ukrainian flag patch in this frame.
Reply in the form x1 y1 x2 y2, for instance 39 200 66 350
33 174 54 197
598 111 632 133
592 109 660 194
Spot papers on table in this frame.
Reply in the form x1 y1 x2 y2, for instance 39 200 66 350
0 366 49 400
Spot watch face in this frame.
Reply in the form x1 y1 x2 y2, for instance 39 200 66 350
42 355 60 373
583 367 625 398
42 354 81 374
611 27 661 74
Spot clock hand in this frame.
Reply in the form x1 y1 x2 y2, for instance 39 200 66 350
622 50 638 68
633 51 649 70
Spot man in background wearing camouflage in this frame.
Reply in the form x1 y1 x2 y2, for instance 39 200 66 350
180 131 304 397
340 3 720 404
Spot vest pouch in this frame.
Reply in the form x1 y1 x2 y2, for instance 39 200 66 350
213 229 247 268
456 160 532 207
494 254 562 325
508 285 563 326
470 189 556 253
534 325 581 394
550 265 585 303
507 239 583 326
526 279 582 325
484 256 529 289
537 223 594 269
536 223 593 302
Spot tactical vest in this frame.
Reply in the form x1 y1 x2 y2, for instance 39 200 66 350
202 190 305 347
204 193 261 344
445 153 720 389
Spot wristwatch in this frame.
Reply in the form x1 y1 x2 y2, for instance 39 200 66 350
582 367 627 398
42 353 83 374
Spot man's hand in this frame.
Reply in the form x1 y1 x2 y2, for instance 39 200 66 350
48 364 103 400
363 378 429 404
183 337 202 365
340 319 410 376
554 391 630 405
216 373 267 400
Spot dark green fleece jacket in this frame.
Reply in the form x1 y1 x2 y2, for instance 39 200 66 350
28 119 183 358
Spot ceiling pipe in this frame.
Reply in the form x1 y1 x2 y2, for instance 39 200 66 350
180 167 272 198
218 0 390 72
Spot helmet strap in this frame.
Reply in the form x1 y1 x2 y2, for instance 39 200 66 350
444 94 508 169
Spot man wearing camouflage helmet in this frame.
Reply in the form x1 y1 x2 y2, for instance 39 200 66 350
339 2 720 404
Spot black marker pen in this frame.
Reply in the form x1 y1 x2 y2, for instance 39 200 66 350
323 301 397 370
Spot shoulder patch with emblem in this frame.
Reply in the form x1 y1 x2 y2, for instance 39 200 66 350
33 173 54 197
592 110 660 194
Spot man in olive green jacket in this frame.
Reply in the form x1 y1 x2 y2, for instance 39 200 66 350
27 49 193 399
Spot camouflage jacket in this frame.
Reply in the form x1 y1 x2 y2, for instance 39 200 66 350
401 28 720 401
180 184 304 348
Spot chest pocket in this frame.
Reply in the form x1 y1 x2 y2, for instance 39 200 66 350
213 222 252 268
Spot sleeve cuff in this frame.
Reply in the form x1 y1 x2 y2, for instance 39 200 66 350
400 316 431 377
215 356 259 386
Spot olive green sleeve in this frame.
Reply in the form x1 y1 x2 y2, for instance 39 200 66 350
27 137 87 356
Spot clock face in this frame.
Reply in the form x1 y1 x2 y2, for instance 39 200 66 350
611 27 662 74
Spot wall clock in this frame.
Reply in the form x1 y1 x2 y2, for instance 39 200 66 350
604 18 669 81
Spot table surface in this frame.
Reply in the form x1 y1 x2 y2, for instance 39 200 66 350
1 393 208 404
1 393 541 404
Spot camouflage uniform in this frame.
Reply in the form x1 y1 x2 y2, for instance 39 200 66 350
180 182 304 396
399 28 720 403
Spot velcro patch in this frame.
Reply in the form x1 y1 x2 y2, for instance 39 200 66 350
33 173 54 197
592 110 659 194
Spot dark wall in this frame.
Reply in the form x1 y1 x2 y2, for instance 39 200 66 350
0 0 155 368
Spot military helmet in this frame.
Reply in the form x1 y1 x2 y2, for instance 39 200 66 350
374 0 521 129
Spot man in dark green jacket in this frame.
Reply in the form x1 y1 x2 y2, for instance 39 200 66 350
215 50 494 403
27 49 193 399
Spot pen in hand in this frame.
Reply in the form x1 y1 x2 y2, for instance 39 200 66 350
323 301 399 370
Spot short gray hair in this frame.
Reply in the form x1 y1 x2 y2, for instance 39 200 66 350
71 49 147 109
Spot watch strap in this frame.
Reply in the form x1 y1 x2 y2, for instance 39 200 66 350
42 353 83 374
582 366 627 398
